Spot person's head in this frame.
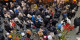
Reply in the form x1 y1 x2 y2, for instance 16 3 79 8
22 1 24 3
63 19 67 23
10 31 13 33
17 6 21 10
14 17 19 22
21 32 25 36
3 8 7 11
10 2 13 5
72 10 75 13
48 34 52 40
38 15 41 18
33 15 35 18
67 5 70 8
27 14 32 18
23 7 26 10
28 20 31 23
26 29 31 35
6 32 9 36
6 3 8 5
19 12 23 17
23 14 26 16
24 0 27 2
4 20 7 23
28 0 30 2
9 10 14 14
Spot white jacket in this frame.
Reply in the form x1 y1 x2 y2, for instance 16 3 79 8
66 17 71 24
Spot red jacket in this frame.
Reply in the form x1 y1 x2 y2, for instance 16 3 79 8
51 12 54 17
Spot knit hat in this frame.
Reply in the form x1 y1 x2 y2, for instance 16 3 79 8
43 36 47 39
33 15 35 17
9 10 14 13
6 32 9 36
48 35 52 40
72 10 75 13
21 32 25 36
27 14 32 18
46 15 50 18
16 9 18 11
33 25 35 29
17 6 20 9
14 17 19 21
58 24 62 30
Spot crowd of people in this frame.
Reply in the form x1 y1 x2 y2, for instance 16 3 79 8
0 0 79 40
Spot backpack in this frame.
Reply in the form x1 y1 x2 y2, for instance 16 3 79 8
74 17 80 27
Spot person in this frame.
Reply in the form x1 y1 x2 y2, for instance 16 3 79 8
14 9 19 17
62 10 67 20
38 28 43 37
4 20 12 33
0 0 79 40
32 15 36 23
52 18 58 26
58 24 63 30
66 17 71 24
51 10 54 17
71 10 76 18
10 20 16 29
27 20 33 29
6 3 10 10
37 15 43 23
26 29 32 38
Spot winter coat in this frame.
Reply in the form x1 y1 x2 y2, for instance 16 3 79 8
51 12 54 17
66 18 71 24
4 22 12 33
52 19 58 26
37 17 43 22
32 16 36 23
14 9 19 17
62 13 67 19
58 24 63 30
43 29 47 35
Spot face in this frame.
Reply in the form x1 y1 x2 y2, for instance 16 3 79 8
38 15 41 18
6 3 8 5
29 20 31 22
10 2 12 5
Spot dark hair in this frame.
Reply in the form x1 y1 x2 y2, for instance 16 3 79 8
63 19 67 23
